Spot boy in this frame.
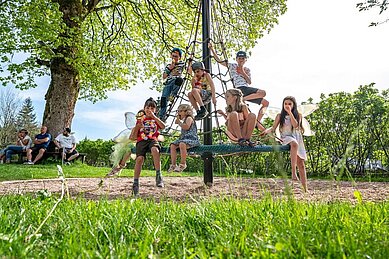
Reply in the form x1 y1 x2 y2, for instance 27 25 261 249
189 61 217 120
158 47 185 121
132 98 166 196
208 43 269 130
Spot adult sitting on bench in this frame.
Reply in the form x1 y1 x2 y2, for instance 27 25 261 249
24 125 51 165
54 127 79 165
0 129 32 163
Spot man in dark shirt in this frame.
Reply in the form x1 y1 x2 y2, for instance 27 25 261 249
24 125 51 165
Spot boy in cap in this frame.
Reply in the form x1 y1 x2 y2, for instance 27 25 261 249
54 127 79 165
158 47 185 121
208 43 268 130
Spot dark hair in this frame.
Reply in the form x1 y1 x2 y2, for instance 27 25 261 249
171 47 182 57
19 129 28 135
64 128 71 133
280 96 304 133
144 97 157 108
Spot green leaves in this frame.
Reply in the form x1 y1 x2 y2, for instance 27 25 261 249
0 0 287 101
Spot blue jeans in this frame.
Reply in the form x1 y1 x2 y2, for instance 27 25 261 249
158 77 182 118
2 145 24 160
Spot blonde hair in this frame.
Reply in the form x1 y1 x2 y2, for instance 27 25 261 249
225 89 245 113
177 103 194 118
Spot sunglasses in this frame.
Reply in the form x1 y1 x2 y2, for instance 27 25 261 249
172 55 179 58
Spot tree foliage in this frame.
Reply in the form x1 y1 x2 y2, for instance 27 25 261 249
16 97 39 135
0 0 287 101
356 0 389 26
0 88 20 145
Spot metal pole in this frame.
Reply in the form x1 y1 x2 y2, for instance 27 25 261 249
202 0 213 186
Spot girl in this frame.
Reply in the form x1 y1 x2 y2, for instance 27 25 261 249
262 96 308 191
168 104 200 172
217 89 256 146
188 62 217 120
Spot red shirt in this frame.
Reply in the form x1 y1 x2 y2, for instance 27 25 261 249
136 117 160 142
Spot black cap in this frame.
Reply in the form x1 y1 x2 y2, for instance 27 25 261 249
236 51 247 58
64 128 71 133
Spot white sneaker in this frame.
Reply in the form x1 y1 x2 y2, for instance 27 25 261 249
168 164 177 173
24 161 34 165
174 164 187 172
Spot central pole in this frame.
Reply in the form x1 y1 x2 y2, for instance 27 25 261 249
202 0 213 186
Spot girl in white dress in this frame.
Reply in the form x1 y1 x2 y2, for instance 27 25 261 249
263 96 308 191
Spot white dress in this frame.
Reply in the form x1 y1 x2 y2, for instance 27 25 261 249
280 116 307 160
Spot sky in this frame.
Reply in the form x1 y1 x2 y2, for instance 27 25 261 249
4 0 389 141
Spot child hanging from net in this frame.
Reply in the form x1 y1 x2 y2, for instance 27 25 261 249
189 61 217 120
209 43 268 130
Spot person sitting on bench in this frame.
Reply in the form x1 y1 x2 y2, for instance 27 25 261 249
24 126 51 165
54 127 79 165
0 129 32 163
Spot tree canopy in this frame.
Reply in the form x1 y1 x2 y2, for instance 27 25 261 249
0 0 287 101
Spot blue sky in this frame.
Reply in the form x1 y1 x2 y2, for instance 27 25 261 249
4 0 389 141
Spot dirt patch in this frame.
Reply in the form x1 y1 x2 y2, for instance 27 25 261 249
1 177 388 203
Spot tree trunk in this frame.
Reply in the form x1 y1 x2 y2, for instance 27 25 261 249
42 0 84 138
43 58 80 137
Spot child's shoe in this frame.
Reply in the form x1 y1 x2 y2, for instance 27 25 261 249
174 163 187 172
168 164 177 172
156 174 164 187
132 184 139 196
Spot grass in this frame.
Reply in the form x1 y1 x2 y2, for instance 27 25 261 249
0 162 203 181
0 195 388 257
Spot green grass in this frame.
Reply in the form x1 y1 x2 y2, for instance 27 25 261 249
0 162 203 181
0 195 387 257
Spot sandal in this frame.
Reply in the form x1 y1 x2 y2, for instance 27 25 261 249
246 139 256 147
238 138 248 147
168 164 177 173
174 163 187 172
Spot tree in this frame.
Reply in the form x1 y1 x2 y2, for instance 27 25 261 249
357 0 389 26
16 97 40 136
0 0 287 135
0 88 20 145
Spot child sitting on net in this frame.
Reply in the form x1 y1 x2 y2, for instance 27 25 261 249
168 104 200 173
188 62 217 120
217 89 256 146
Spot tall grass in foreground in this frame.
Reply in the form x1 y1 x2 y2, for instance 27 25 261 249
0 195 388 258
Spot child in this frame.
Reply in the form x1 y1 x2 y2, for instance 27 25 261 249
189 61 217 120
158 47 185 121
262 96 308 191
131 97 166 195
168 104 200 172
217 89 256 146
208 43 268 130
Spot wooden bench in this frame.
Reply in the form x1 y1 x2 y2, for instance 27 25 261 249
17 150 87 164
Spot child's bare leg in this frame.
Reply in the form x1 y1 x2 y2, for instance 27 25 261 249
227 112 243 140
120 151 132 167
188 92 199 111
297 158 307 191
256 99 269 124
289 141 299 180
243 89 266 101
150 146 161 171
192 89 204 107
134 156 144 179
170 143 178 165
242 112 256 139
178 142 188 165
